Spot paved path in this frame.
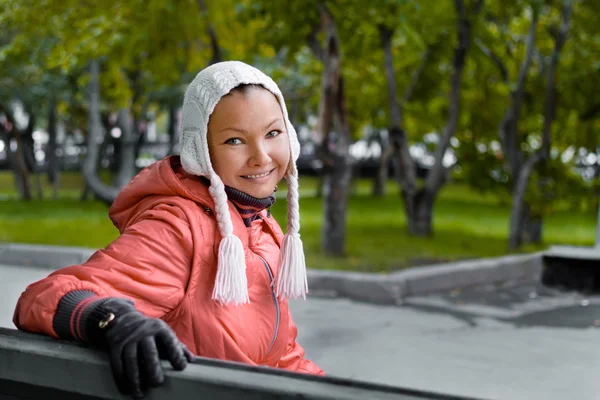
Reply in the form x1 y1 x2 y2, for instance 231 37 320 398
0 264 55 329
3 263 600 400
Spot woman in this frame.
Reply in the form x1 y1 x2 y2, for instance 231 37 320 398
13 61 324 399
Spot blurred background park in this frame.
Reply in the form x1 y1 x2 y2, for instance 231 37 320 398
0 0 598 273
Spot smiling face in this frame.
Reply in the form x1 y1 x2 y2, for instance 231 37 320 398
207 86 291 198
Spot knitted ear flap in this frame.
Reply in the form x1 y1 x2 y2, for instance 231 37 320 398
276 163 308 300
208 173 250 305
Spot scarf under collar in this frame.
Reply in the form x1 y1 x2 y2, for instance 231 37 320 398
224 185 276 227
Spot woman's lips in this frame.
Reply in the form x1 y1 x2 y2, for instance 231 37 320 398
241 169 274 183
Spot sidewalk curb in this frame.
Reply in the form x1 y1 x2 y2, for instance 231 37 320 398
0 243 543 304
0 243 96 269
307 253 543 304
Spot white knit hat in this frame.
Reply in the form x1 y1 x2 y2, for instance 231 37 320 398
180 61 307 306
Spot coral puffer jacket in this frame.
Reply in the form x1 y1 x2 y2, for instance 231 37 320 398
13 156 324 376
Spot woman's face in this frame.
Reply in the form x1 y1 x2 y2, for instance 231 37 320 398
207 87 290 198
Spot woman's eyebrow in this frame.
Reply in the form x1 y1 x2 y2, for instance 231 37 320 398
218 126 248 135
217 117 283 135
263 117 282 130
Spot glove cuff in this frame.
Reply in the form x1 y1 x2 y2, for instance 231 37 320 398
53 291 132 345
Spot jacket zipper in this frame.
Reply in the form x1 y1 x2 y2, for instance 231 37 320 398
257 254 280 356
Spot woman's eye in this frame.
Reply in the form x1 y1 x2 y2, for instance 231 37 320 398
267 130 280 138
225 138 242 145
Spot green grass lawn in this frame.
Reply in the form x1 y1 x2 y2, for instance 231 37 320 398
0 171 596 272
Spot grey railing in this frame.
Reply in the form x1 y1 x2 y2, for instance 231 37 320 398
0 328 482 400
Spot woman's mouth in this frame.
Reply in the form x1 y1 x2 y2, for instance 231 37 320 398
241 169 274 182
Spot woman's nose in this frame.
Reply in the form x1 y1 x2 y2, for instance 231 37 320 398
249 143 272 166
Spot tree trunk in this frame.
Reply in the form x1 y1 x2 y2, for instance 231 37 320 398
80 182 92 201
313 5 352 256
23 113 36 172
509 154 540 249
167 106 179 155
507 0 571 249
0 105 33 200
377 25 430 201
377 25 401 198
499 14 538 180
14 132 31 200
486 9 537 249
0 121 26 199
21 113 44 200
413 0 482 237
533 0 572 245
82 59 120 205
1 127 17 197
315 174 325 198
113 108 137 189
321 151 352 255
134 118 144 161
404 189 435 236
526 213 543 244
47 99 60 200
373 143 391 197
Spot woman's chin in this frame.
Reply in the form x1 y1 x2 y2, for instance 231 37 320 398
233 180 276 198
245 187 274 198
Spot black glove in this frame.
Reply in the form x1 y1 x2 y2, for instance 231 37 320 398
84 298 194 399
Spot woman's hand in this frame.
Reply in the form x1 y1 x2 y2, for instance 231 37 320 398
88 298 194 399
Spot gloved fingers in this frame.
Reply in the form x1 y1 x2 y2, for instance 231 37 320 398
139 336 164 388
183 345 195 363
109 344 129 396
156 330 188 371
123 342 144 399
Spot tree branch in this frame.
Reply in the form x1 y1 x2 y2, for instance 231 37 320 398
513 12 538 112
379 24 401 127
475 38 509 82
83 59 119 205
0 103 18 130
580 102 600 121
378 22 418 200
401 46 432 107
541 0 573 159
455 0 466 19
498 9 539 178
425 0 476 193
308 25 325 62
197 0 222 65
472 0 485 15
315 4 340 146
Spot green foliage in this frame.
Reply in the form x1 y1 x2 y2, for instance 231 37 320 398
453 140 512 197
1 177 596 271
1 0 599 238
526 157 600 217
1 0 256 125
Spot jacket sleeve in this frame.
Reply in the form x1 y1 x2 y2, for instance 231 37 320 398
277 308 325 376
13 204 193 339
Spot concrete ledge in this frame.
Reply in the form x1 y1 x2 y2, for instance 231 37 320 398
0 243 95 269
308 270 407 305
398 253 543 296
543 245 600 261
0 243 543 305
309 253 542 304
0 328 480 400
541 245 600 292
